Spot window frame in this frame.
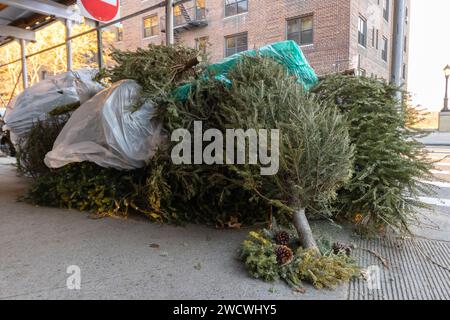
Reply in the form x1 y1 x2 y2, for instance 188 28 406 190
376 29 379 49
196 36 209 54
383 0 390 21
224 0 248 18
371 27 375 47
358 15 367 48
382 36 388 62
286 14 314 46
173 4 184 27
142 14 159 39
224 32 248 57
116 27 123 42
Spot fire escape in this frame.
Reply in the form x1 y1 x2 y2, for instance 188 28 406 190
161 0 207 40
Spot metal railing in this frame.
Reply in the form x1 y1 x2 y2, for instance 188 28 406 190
0 0 192 102
0 0 192 70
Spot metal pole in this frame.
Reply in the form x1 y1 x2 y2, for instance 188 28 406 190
443 75 449 112
65 19 73 71
391 0 406 88
165 0 174 45
20 39 28 89
96 21 104 70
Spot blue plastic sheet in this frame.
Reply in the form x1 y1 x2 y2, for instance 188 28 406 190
174 40 318 101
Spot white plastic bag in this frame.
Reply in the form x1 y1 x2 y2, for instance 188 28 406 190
45 80 164 170
4 69 103 139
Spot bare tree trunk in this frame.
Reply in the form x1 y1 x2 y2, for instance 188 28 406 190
293 207 319 251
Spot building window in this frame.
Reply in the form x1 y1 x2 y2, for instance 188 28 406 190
225 33 248 57
143 15 159 38
358 16 367 47
382 36 388 61
402 63 406 79
404 35 407 52
405 7 409 24
376 29 379 49
174 5 184 26
225 0 248 17
196 0 206 20
287 15 313 46
116 26 123 42
196 36 209 54
383 0 390 21
371 28 375 47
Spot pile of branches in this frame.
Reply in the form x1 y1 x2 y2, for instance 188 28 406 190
15 102 82 177
24 49 354 245
145 56 353 234
99 44 202 103
24 44 205 221
22 44 434 241
16 44 438 292
16 114 70 177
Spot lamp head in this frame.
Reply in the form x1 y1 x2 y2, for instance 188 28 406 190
445 65 450 77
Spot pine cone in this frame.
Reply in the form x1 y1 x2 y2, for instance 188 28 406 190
275 245 294 265
332 242 353 256
274 231 290 246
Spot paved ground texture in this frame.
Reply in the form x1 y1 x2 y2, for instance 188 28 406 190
417 131 450 146
349 237 450 300
349 146 450 300
1 145 450 300
0 157 347 300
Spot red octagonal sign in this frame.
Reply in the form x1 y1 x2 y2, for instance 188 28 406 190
78 0 120 23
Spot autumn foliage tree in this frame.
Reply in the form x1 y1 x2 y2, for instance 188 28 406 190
0 20 116 104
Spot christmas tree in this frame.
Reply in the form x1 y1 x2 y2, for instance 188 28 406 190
313 75 434 233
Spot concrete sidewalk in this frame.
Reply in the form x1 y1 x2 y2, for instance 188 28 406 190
417 131 450 146
2 154 450 300
0 157 348 300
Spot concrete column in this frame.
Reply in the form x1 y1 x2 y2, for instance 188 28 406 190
20 38 28 89
65 19 73 71
165 0 174 45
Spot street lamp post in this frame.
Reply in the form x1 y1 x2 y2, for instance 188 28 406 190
443 65 450 112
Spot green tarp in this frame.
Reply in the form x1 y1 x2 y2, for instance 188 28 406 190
174 40 318 101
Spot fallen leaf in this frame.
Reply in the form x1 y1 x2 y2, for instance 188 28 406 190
194 262 202 270
87 213 106 220
227 216 242 229
293 287 306 294
149 243 160 249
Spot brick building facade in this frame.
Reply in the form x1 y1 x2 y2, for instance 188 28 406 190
115 0 410 80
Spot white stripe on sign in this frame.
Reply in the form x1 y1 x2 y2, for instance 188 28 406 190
100 0 117 6
419 197 450 207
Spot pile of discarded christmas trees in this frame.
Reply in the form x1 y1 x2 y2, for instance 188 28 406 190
3 41 433 290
